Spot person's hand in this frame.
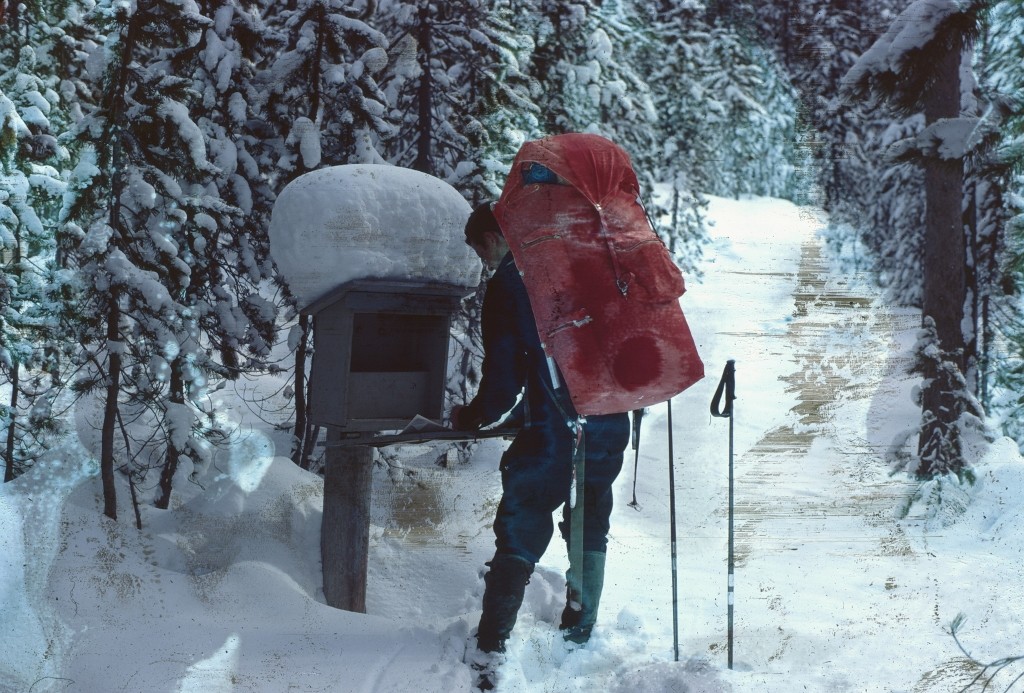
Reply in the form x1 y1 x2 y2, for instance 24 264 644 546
450 405 479 431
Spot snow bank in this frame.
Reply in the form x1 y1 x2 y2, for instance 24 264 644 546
269 165 480 310
29 448 466 692
0 446 96 691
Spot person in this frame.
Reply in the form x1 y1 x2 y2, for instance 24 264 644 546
452 202 630 685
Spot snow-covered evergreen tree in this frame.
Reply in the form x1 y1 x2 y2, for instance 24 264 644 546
525 0 659 181
860 117 926 307
911 317 982 479
450 0 540 200
516 0 596 136
759 1 901 209
629 0 710 266
61 0 269 518
976 0 1024 446
697 23 798 201
259 0 392 181
466 2 540 197
375 0 538 199
560 1 659 169
843 0 988 478
0 8 81 481
127 0 283 505
0 84 68 481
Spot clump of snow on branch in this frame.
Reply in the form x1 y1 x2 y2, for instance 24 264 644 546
843 0 962 87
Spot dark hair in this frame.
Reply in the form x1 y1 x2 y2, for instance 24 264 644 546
464 202 502 245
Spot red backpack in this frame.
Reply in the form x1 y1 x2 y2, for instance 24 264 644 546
493 133 704 415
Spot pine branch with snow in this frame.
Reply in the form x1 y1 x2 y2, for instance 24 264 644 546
912 317 985 479
949 613 1024 692
840 0 987 116
259 0 393 183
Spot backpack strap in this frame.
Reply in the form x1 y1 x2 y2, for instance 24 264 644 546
595 208 631 297
538 373 587 588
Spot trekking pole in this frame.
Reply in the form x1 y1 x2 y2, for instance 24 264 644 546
710 360 737 669
627 408 645 509
667 398 680 663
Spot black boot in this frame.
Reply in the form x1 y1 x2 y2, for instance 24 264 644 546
476 553 534 653
466 647 502 691
559 551 606 644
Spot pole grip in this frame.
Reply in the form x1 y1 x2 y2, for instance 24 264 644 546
710 359 736 418
631 407 644 451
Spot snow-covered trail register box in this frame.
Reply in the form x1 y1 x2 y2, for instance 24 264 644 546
270 164 480 433
270 164 482 613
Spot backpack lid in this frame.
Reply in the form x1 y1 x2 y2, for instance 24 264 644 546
504 133 640 209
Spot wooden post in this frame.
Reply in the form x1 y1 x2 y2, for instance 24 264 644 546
321 428 373 612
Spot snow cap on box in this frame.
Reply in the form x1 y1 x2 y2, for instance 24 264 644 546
269 164 481 310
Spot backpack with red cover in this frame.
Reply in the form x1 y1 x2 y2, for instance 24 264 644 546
493 133 704 416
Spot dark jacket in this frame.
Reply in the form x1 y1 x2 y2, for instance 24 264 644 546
459 251 567 437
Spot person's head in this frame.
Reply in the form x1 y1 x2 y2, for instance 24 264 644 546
464 202 508 269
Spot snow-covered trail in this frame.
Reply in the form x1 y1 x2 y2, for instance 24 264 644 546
729 237 921 570
370 196 940 691
714 227 932 690
645 199 1022 693
387 194 1019 692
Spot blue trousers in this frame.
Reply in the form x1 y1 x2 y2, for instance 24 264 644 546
492 413 629 564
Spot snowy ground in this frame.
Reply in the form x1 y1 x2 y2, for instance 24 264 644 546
3 195 1024 692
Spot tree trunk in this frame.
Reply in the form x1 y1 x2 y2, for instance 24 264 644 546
4 363 18 482
291 314 311 465
670 185 680 254
917 34 966 476
284 4 325 467
920 35 966 364
155 359 185 509
310 3 325 120
299 423 319 471
413 4 434 174
980 184 1000 409
962 178 979 392
5 229 22 483
101 297 122 520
